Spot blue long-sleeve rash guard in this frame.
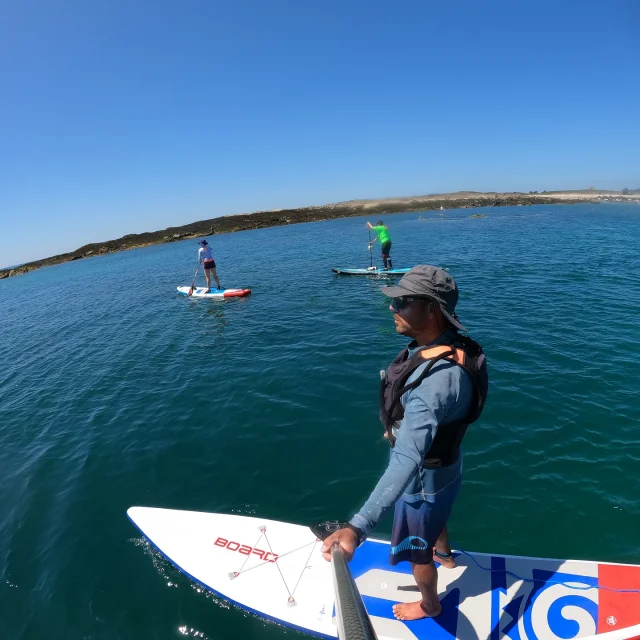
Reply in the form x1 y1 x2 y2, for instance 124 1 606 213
350 331 473 536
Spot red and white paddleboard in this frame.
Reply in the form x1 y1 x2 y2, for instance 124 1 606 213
177 286 251 299
128 507 640 640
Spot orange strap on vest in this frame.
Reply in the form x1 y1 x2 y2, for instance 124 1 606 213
419 344 467 367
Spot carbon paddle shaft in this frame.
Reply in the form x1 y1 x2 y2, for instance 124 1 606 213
331 544 378 640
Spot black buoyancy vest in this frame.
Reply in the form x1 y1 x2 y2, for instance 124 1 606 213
379 334 488 468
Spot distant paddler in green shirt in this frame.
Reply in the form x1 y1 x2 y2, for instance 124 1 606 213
367 220 393 270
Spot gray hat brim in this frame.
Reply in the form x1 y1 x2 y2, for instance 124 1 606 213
381 284 411 298
381 284 467 332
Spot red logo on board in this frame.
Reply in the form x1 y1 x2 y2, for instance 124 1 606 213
214 537 279 562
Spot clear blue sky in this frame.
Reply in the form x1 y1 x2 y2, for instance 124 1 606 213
1 0 638 266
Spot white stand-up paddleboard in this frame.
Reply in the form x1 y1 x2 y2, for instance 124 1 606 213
128 507 640 640
177 286 251 299
332 267 411 276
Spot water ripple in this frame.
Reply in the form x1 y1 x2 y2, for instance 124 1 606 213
1 203 640 638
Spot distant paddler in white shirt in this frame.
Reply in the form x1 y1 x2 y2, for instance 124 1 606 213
197 239 221 292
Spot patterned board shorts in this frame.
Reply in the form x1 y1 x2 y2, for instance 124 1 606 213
389 474 461 566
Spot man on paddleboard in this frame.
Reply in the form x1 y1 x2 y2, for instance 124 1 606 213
321 265 488 621
197 239 221 292
367 220 393 270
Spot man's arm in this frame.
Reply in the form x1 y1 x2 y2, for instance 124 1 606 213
321 369 456 560
321 423 426 561
348 389 445 536
321 362 470 561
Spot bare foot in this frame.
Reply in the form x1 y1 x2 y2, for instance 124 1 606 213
434 548 456 569
392 601 442 620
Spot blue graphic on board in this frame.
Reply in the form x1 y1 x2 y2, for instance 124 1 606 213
490 558 599 640
350 540 460 638
350 539 604 640
362 590 460 639
522 570 598 640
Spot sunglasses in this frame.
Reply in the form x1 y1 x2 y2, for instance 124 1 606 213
391 296 430 311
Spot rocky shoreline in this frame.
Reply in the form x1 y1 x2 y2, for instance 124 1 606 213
2 190 638 280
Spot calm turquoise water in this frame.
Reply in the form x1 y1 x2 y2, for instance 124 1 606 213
1 203 639 639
